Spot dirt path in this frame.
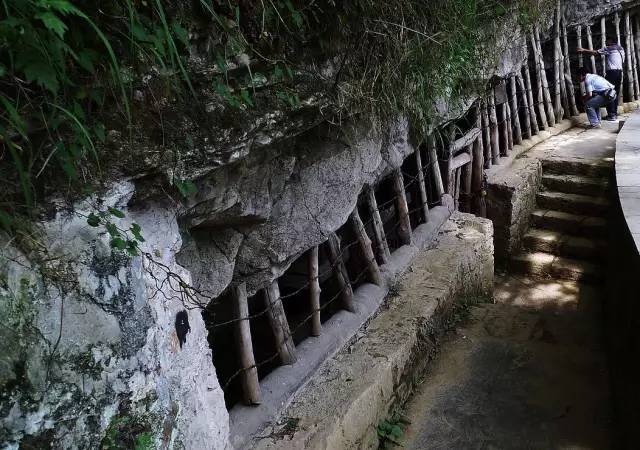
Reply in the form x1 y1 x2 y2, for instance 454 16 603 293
399 274 612 449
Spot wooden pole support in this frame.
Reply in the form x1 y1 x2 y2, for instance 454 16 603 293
586 24 598 74
472 105 486 216
562 13 579 116
427 134 445 199
630 18 640 100
626 12 635 102
553 3 564 121
415 149 430 223
460 145 473 213
516 74 531 139
481 100 492 167
326 232 355 312
530 32 549 130
509 75 523 144
308 246 321 337
488 89 500 164
535 26 557 125
522 64 540 134
577 25 587 97
350 208 384 286
392 168 412 246
232 282 262 405
366 186 391 265
601 17 607 76
264 279 296 365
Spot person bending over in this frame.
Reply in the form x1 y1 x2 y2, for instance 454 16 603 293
578 67 616 129
577 38 624 120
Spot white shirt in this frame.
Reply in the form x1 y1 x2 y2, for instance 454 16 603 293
585 73 615 95
598 44 625 70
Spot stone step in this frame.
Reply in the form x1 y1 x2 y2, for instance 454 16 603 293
542 158 613 178
542 174 609 197
536 191 610 216
531 209 607 237
522 229 605 260
510 251 603 283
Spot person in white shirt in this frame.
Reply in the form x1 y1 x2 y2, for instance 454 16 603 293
578 67 616 128
577 38 625 120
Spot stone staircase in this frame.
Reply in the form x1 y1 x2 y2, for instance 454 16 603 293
511 158 612 283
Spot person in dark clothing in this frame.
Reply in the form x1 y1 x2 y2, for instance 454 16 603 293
578 38 625 120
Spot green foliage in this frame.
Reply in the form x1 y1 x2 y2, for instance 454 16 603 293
101 414 154 450
377 414 410 448
86 208 144 256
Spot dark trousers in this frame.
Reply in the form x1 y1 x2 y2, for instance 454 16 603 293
606 69 623 117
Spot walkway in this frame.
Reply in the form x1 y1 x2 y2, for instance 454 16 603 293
399 120 621 449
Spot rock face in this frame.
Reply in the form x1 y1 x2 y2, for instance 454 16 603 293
0 183 229 449
564 0 640 25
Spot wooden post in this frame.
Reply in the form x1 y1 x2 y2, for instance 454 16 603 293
586 25 598 74
553 3 564 121
414 149 430 223
530 32 549 129
615 13 624 108
516 74 531 139
626 12 635 102
635 17 640 100
326 232 355 312
427 134 445 200
445 128 455 194
232 282 261 405
350 208 383 286
453 168 461 211
562 13 579 116
504 85 514 151
263 279 296 365
366 186 391 265
522 64 540 134
534 26 557 125
488 89 500 164
308 246 321 337
577 25 587 97
630 18 640 100
500 99 511 155
481 100 492 167
472 105 486 216
509 75 522 144
460 145 473 213
601 17 607 76
392 168 412 245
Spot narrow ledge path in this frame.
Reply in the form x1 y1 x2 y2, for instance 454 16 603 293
399 118 621 450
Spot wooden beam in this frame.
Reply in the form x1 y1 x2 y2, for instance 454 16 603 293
562 12 579 116
453 168 461 211
451 127 481 153
488 90 500 164
553 3 564 120
450 151 471 171
366 186 390 265
460 145 473 213
232 282 261 405
577 25 587 97
414 149 430 223
504 86 514 151
534 26 557 125
472 105 486 216
631 17 640 100
480 100 492 168
615 13 625 108
626 12 635 102
308 246 321 337
522 64 540 135
392 168 412 245
601 17 607 76
499 100 509 156
509 75 523 144
586 24 598 74
427 134 445 200
350 208 383 286
326 232 355 312
530 32 549 130
264 279 296 365
516 74 531 139
635 17 640 100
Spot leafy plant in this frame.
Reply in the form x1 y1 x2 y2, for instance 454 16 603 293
377 415 409 448
86 208 144 256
